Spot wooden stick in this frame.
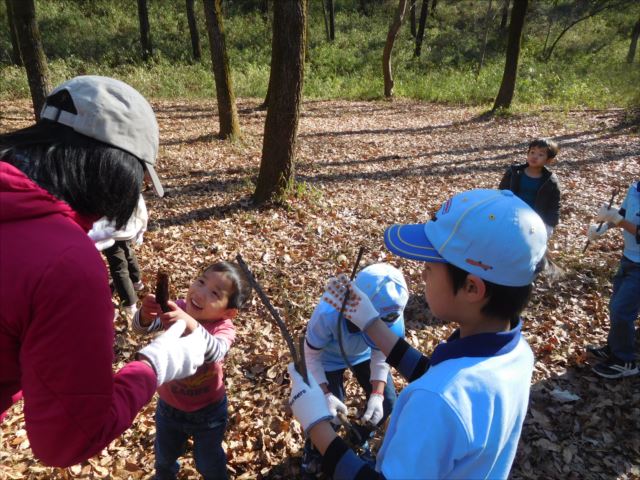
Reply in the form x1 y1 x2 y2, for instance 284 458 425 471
337 247 365 370
235 254 307 384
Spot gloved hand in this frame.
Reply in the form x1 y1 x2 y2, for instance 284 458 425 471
322 274 379 331
134 229 145 245
325 393 348 425
137 320 207 386
362 393 384 426
596 204 623 225
587 223 609 241
87 222 116 251
288 363 332 434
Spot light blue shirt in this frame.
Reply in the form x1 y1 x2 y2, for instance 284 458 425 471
376 321 533 479
620 181 640 263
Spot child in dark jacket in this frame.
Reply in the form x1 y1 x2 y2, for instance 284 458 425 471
499 138 561 238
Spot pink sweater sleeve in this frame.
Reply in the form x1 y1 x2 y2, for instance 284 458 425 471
20 249 156 467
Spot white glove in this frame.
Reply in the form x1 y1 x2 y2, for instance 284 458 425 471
288 363 333 434
362 393 384 425
137 320 207 386
88 222 116 250
322 275 379 331
596 204 623 225
134 230 145 245
587 223 609 242
325 393 348 425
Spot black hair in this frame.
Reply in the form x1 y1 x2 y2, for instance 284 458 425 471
528 138 559 160
204 261 252 309
445 263 533 320
0 121 144 229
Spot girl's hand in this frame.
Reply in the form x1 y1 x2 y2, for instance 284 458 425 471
160 300 199 334
140 294 162 326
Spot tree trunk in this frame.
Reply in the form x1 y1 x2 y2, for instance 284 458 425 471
254 0 306 204
202 0 240 139
409 0 416 37
10 0 50 120
321 0 330 41
261 0 268 17
185 0 201 61
477 0 493 76
625 16 639 63
137 0 153 61
414 0 429 57
499 0 510 32
492 0 527 111
383 0 408 98
5 0 22 66
328 0 335 41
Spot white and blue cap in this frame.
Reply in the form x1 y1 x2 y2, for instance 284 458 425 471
384 189 547 287
353 263 408 346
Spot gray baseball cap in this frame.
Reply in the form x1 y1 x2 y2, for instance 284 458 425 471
40 75 164 197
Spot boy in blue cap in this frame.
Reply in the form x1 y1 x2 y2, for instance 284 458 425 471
288 189 547 479
301 263 408 475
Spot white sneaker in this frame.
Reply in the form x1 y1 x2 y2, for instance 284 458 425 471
133 281 145 291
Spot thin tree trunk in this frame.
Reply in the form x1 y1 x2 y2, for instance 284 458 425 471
202 0 240 139
625 16 639 63
430 0 437 16
359 0 368 15
185 0 201 61
137 0 153 61
493 0 527 111
261 0 268 17
477 0 493 76
414 0 429 57
254 0 307 203
410 0 416 37
321 0 330 41
328 0 335 41
5 0 22 66
500 0 510 32
10 0 50 120
383 0 408 97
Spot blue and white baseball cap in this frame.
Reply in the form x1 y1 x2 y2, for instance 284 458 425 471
354 263 409 322
384 189 547 287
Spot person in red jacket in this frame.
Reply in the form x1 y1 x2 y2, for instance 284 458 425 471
0 76 209 467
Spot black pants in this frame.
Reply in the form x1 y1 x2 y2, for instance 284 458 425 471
104 240 141 307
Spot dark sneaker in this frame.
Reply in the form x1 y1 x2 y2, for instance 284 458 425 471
587 344 611 360
593 358 638 379
301 447 322 476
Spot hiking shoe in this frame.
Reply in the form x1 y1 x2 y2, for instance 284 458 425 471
587 344 611 360
133 281 145 291
593 358 638 379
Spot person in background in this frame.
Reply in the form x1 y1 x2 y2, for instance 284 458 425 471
586 180 640 378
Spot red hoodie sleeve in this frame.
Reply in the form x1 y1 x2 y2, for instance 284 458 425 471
20 246 156 467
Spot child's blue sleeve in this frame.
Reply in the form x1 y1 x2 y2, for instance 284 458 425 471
305 301 336 349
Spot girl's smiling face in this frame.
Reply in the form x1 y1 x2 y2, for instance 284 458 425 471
185 269 235 322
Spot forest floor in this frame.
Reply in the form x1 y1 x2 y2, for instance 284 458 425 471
0 98 639 480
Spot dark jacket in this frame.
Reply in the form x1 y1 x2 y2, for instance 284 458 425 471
499 164 561 227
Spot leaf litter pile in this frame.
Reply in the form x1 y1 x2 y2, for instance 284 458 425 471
0 98 638 480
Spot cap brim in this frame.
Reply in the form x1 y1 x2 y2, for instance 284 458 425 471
384 224 446 262
144 163 164 197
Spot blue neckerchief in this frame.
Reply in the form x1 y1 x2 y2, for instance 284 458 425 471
430 318 522 367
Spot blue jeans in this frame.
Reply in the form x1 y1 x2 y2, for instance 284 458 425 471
607 257 640 362
154 397 228 480
304 359 397 457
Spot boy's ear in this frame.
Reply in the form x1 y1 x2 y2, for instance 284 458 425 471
463 275 487 302
225 307 239 319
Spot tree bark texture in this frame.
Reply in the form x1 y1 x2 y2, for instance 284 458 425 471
328 0 335 41
5 0 22 66
202 0 240 139
10 0 50 120
137 0 153 61
414 0 429 57
493 0 527 111
627 16 640 63
254 0 306 203
383 0 408 97
185 0 202 61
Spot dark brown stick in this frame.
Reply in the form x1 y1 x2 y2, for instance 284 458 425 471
155 271 171 313
337 247 365 370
